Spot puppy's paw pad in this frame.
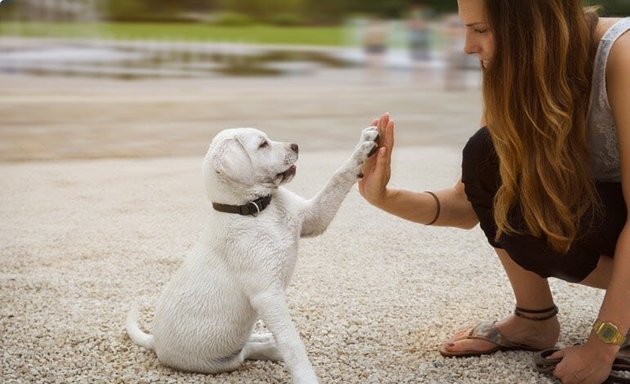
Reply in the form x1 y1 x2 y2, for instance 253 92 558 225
355 127 379 157
365 143 378 159
367 143 379 157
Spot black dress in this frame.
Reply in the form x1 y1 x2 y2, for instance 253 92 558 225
461 127 626 282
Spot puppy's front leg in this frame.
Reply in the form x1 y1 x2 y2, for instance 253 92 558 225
251 289 318 384
300 126 378 237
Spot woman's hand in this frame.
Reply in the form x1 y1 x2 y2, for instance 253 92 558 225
550 340 616 384
358 113 395 207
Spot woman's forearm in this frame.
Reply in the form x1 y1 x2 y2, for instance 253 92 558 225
594 224 630 350
372 181 479 229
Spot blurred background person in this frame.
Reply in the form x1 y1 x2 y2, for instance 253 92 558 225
406 2 433 84
443 12 467 91
362 16 389 81
407 2 431 62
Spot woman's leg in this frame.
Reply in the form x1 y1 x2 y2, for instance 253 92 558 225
442 248 560 354
580 255 613 289
450 128 560 353
451 129 623 355
442 252 618 354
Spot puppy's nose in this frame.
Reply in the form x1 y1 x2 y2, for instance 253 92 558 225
290 143 299 154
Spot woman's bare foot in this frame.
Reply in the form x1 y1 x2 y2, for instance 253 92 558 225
441 312 560 356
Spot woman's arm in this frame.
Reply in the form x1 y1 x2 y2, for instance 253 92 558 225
592 26 630 352
367 181 478 229
358 113 479 229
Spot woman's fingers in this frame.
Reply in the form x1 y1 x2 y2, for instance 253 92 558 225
378 113 390 132
364 112 394 177
375 146 389 174
387 119 394 147
548 349 566 360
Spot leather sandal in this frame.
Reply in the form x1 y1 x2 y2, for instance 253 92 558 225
439 305 559 358
534 348 630 383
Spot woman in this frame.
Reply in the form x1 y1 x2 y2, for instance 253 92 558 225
359 0 630 383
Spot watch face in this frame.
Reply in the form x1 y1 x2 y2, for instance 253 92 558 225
601 325 617 341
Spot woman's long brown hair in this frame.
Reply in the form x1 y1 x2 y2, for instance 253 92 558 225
482 0 599 253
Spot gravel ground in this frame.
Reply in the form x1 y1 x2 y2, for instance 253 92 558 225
0 146 604 383
0 44 606 382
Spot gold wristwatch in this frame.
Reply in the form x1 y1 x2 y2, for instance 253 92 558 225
592 320 626 346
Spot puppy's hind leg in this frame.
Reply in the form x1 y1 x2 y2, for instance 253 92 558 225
207 333 281 373
248 332 275 343
243 332 282 361
204 351 246 374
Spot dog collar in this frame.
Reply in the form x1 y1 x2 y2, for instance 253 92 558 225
212 195 272 217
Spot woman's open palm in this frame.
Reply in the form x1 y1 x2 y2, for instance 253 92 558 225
358 113 395 205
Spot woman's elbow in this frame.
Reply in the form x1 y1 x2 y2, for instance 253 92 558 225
450 209 479 230
459 217 479 230
445 195 479 229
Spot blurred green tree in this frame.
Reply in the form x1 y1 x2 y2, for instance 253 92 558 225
217 0 304 20
16 0 623 24
588 0 630 15
103 0 182 21
347 0 410 17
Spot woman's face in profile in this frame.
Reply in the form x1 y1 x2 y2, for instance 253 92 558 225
457 0 495 68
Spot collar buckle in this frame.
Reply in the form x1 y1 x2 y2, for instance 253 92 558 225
246 201 261 216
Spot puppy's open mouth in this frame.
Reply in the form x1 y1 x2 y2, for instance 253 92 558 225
277 165 297 182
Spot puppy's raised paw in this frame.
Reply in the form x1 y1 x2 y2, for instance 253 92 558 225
355 126 379 161
362 126 380 143
350 126 379 178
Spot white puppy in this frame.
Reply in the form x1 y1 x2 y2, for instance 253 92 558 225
126 127 378 384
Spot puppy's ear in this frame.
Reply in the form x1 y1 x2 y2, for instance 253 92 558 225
211 138 254 185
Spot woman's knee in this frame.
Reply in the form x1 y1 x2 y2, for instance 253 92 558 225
500 234 599 283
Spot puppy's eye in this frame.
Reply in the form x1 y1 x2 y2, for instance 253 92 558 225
259 141 269 149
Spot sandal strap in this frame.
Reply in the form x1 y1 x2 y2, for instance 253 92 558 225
604 356 630 384
536 349 630 383
514 305 558 321
534 348 561 374
613 356 630 371
605 374 630 384
467 321 537 349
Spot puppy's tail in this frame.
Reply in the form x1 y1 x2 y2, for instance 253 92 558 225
125 306 155 350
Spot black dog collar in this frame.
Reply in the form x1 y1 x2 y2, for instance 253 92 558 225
212 195 272 216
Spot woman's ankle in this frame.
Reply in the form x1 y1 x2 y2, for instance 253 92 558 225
513 304 559 321
501 312 560 348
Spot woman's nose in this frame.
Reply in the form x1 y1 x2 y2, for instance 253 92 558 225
463 35 479 55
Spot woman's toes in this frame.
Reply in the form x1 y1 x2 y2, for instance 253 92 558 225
443 338 495 353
